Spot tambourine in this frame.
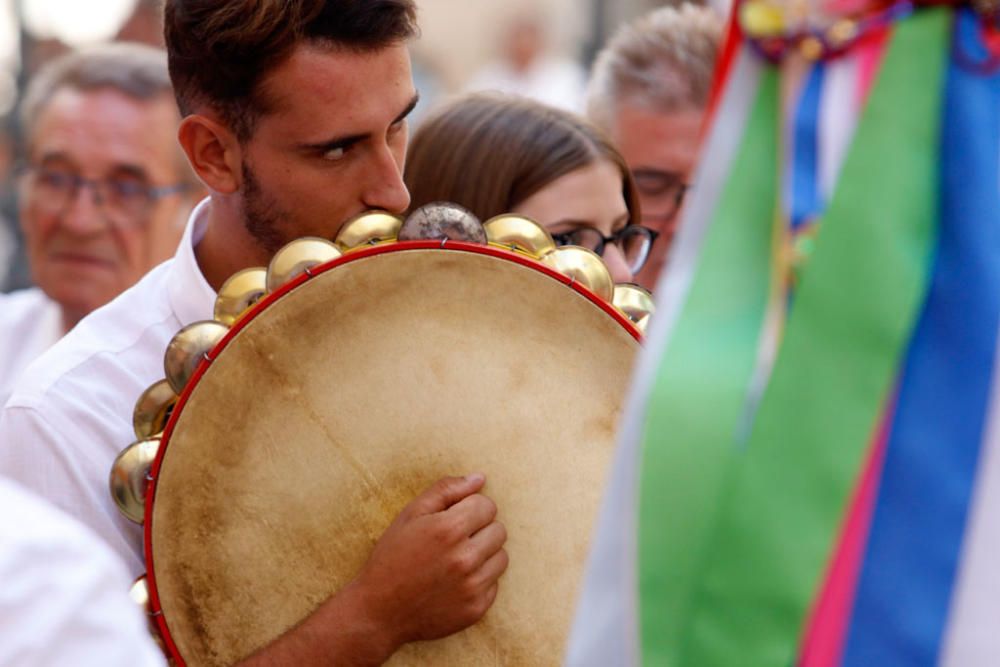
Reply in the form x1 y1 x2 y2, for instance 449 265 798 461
110 204 652 665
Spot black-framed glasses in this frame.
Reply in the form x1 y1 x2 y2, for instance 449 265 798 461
551 224 660 274
632 168 689 223
22 164 190 227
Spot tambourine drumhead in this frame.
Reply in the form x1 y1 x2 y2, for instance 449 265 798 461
147 245 640 665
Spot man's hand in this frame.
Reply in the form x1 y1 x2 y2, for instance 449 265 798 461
239 474 508 667
355 473 509 646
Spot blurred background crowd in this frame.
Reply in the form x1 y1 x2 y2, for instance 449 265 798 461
0 0 726 292
8 1 997 664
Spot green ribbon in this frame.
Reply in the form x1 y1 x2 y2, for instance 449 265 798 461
680 9 950 666
638 63 781 665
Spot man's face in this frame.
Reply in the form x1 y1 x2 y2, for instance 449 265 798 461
237 43 415 254
608 104 703 289
21 87 190 324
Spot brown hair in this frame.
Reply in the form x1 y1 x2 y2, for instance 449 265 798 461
405 93 639 223
164 0 418 140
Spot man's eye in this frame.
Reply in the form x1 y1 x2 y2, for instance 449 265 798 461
323 147 347 161
109 179 147 200
39 170 75 188
635 178 667 194
633 168 679 190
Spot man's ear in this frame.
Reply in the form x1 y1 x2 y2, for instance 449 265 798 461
177 114 244 195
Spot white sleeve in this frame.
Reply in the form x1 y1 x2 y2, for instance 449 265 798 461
0 403 146 575
0 479 165 667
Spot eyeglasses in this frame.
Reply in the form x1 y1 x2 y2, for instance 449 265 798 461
632 168 689 223
23 164 190 227
551 224 660 274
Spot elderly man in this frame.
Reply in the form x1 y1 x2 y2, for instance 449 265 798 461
0 43 197 406
0 1 508 664
587 4 721 288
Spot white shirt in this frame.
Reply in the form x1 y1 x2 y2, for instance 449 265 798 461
0 288 63 409
0 476 164 666
0 199 215 576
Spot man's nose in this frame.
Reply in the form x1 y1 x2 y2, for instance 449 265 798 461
59 182 108 235
362 144 411 214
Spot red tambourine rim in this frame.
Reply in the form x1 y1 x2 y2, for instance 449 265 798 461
142 239 641 663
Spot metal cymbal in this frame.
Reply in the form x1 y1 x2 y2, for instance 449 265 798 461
266 237 342 292
110 437 161 524
129 575 150 610
163 320 229 394
214 268 267 327
399 202 486 243
483 214 557 258
541 246 615 302
133 379 177 440
129 575 167 650
335 211 403 250
612 283 655 334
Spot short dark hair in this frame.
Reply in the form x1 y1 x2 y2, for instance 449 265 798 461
164 0 418 140
405 93 640 224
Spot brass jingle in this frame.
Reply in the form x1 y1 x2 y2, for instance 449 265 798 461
130 575 150 610
483 214 557 258
827 19 858 46
635 313 651 336
613 283 655 328
133 379 177 440
110 437 161 524
541 246 615 302
399 202 487 243
130 575 168 652
739 0 786 38
335 210 403 250
214 268 267 327
163 320 229 394
800 36 824 61
266 237 342 292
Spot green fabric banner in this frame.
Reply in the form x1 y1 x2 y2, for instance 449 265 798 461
679 9 951 666
638 63 781 665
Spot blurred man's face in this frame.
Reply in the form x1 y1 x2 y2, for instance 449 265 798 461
608 104 703 289
21 87 190 327
506 21 544 71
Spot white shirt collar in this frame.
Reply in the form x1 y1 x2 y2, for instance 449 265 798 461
167 197 217 327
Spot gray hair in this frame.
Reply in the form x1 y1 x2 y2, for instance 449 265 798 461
20 42 195 184
587 4 723 130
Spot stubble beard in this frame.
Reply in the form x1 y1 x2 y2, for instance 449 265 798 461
241 161 290 256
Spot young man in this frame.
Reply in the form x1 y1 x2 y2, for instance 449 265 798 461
0 2 508 664
0 43 198 406
586 5 722 289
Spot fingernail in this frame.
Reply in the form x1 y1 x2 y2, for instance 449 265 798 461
465 472 485 484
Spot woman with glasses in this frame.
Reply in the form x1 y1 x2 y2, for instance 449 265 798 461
405 93 656 286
